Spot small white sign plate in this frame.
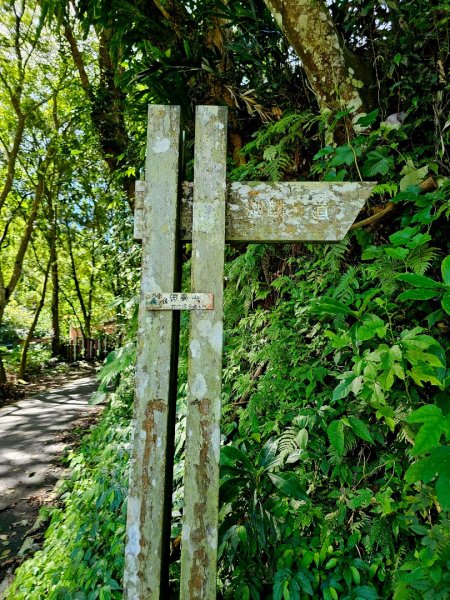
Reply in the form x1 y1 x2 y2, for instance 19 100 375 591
146 292 214 311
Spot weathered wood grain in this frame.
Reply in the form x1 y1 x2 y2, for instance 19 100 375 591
180 106 227 600
135 182 374 244
124 105 180 600
133 180 146 241
179 181 374 242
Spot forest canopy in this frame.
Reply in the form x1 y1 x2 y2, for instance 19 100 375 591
1 0 450 599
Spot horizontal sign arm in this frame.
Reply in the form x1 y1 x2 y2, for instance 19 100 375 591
135 180 375 243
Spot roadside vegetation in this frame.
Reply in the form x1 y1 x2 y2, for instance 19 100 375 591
1 0 449 598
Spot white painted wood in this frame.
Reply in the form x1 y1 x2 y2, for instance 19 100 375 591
146 292 214 311
180 106 228 600
133 180 146 241
124 105 180 600
179 181 374 242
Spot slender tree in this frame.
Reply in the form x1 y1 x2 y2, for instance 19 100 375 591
18 257 51 380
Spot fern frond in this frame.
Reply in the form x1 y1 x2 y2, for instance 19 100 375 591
406 245 439 274
393 582 423 600
333 266 359 305
365 256 399 294
364 518 395 559
323 238 351 272
277 428 299 455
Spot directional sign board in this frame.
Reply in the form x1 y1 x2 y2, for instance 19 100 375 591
135 181 373 243
124 105 375 600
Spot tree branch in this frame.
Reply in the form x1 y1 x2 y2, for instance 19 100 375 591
350 177 437 230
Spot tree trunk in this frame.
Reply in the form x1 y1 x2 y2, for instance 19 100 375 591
0 157 49 383
263 0 373 114
64 23 134 210
0 357 6 384
47 193 61 356
65 223 92 340
50 247 61 357
18 258 51 380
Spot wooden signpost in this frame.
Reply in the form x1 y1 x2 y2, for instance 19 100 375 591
124 105 374 599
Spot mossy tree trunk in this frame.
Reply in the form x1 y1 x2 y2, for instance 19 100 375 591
263 0 373 115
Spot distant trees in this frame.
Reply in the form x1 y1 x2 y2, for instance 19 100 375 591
0 0 128 382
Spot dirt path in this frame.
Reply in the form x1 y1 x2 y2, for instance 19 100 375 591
0 376 99 586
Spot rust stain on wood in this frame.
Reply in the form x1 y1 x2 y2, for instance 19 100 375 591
180 105 227 600
124 105 181 600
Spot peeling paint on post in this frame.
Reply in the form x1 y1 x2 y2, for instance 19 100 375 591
124 105 180 600
180 106 227 600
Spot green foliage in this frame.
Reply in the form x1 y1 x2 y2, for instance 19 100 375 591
216 124 450 597
4 0 450 597
7 363 134 599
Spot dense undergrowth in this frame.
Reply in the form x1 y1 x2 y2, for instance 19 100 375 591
8 110 450 599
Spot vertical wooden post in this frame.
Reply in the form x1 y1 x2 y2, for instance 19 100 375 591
180 106 228 599
124 105 181 599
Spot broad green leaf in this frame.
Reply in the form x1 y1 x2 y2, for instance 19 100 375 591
362 148 394 177
442 291 450 315
352 586 379 600
361 245 383 260
391 187 421 203
219 477 247 504
329 145 357 167
408 366 443 387
407 405 450 455
221 445 255 472
389 344 403 360
399 160 428 191
311 298 355 316
378 367 394 390
268 472 308 500
273 568 291 600
327 420 345 456
441 256 450 286
293 571 313 596
297 428 308 450
401 332 442 350
404 349 445 368
356 109 379 127
407 404 442 423
435 471 450 511
325 558 338 569
347 416 374 443
258 437 278 468
356 314 387 341
392 363 406 380
332 377 354 401
398 289 441 301
350 566 361 585
350 376 364 395
397 273 441 289
389 227 419 246
405 447 450 510
385 247 409 260
412 423 444 456
313 146 334 159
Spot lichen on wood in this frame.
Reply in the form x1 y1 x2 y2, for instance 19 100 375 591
179 181 374 242
124 105 181 599
263 0 370 113
180 106 228 600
